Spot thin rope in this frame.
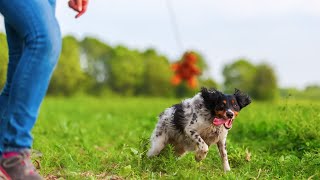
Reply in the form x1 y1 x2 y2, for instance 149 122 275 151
165 0 183 51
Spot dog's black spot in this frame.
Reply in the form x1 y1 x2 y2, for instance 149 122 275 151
186 103 191 108
195 134 199 138
198 138 201 142
190 130 195 136
192 113 197 121
156 132 162 137
190 121 194 125
172 103 187 132
197 142 200 146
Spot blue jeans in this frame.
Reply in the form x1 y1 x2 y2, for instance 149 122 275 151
0 0 61 153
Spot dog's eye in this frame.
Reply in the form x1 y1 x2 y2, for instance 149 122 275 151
233 104 238 108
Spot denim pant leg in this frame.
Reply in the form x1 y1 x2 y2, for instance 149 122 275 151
0 22 24 153
0 0 61 152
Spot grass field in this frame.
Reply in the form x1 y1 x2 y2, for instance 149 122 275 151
32 96 320 179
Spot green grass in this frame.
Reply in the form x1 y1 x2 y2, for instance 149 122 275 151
32 96 320 179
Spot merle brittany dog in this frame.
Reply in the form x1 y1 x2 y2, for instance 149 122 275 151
147 87 251 171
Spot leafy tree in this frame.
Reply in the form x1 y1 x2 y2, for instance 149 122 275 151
279 85 320 100
223 59 279 100
252 63 278 100
107 46 145 95
0 33 8 89
305 85 320 91
140 49 173 96
48 36 86 95
80 37 113 85
279 88 299 99
303 85 320 100
223 59 256 94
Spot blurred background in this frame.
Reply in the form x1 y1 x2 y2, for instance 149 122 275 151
1 0 319 100
1 2 320 178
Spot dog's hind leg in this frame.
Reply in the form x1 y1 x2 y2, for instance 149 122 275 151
147 130 168 157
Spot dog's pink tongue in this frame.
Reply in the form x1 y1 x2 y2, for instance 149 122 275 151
225 119 233 129
213 118 228 126
213 118 233 128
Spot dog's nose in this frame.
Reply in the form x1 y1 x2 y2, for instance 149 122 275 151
226 111 234 118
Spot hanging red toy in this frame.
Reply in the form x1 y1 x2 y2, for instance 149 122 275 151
171 51 201 89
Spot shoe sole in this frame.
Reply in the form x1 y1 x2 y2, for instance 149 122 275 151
0 168 9 180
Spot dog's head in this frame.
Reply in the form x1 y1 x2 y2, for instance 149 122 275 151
201 87 251 129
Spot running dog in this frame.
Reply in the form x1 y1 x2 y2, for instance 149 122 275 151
147 87 251 171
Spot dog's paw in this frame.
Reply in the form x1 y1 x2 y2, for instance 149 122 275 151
195 149 208 162
146 151 153 157
147 149 158 157
224 164 231 172
195 144 209 162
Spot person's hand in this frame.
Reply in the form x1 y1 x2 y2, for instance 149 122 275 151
68 0 89 18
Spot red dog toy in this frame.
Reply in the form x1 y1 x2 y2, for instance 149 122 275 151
171 52 201 89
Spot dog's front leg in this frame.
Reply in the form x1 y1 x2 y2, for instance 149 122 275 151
217 139 231 172
185 127 208 161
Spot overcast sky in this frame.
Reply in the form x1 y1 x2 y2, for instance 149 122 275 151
1 0 319 89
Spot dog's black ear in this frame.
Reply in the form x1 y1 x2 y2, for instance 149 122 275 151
200 87 210 101
201 87 219 99
234 88 251 109
201 87 222 110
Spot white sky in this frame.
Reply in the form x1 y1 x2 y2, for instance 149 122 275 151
1 0 320 89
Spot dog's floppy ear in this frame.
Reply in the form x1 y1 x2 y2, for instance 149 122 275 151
201 87 222 110
200 87 211 101
201 87 219 100
234 88 251 109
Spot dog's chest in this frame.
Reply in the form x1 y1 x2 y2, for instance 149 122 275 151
199 125 226 146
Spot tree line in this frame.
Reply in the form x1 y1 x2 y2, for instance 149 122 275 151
1 33 318 100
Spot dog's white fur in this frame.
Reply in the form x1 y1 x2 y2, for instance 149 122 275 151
147 93 231 171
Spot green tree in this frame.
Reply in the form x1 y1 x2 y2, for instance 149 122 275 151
223 59 256 94
303 85 320 100
252 63 278 100
80 37 113 85
0 33 8 89
140 49 173 96
107 46 145 95
48 36 86 96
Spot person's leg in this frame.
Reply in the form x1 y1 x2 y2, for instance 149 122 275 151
0 0 61 152
0 22 24 154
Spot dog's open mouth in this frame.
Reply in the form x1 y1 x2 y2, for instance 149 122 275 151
213 118 233 129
